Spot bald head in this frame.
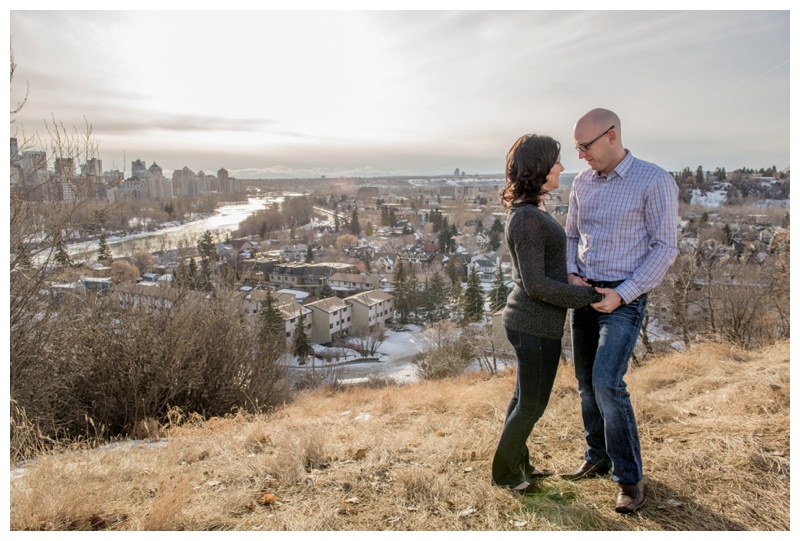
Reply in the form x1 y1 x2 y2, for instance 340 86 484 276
575 108 621 139
573 108 626 174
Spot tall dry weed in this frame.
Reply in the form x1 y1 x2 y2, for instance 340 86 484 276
10 340 790 531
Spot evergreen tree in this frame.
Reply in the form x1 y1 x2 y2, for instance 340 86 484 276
306 244 314 263
351 207 361 236
292 309 312 362
197 230 217 291
97 230 111 262
53 235 72 268
447 257 459 287
489 229 502 251
259 292 286 347
426 271 449 322
393 261 410 323
488 265 511 312
318 282 335 299
450 278 463 323
365 221 373 237
438 220 454 254
188 257 199 290
407 271 420 324
334 214 340 233
490 218 503 235
462 266 485 324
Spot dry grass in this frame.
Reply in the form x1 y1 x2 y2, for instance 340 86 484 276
10 341 789 531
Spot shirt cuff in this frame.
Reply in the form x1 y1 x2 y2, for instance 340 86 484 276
614 282 639 305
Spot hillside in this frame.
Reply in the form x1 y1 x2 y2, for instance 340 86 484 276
10 341 789 531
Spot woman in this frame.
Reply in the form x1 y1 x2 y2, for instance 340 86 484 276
492 134 602 493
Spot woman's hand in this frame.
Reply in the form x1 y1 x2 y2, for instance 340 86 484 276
590 287 623 313
568 273 591 287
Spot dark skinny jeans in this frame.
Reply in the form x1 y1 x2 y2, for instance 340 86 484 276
492 327 561 488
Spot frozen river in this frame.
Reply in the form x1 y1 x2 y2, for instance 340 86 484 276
64 196 280 263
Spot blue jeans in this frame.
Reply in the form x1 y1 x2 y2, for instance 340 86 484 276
570 293 648 484
492 328 561 488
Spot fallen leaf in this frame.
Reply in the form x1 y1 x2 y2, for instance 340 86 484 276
463 466 474 473
406 506 419 512
513 520 528 528
354 448 367 460
436 429 445 437
345 497 361 504
458 507 476 518
769 384 781 391
260 493 279 506
664 499 683 507
89 514 107 531
342 482 353 492
337 508 357 515
769 451 786 457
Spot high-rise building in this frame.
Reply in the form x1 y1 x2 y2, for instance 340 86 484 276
10 138 19 163
131 159 147 181
20 151 48 184
82 158 103 177
54 158 75 179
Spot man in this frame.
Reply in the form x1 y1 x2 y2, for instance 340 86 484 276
561 108 678 513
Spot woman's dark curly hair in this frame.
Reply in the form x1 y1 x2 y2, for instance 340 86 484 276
499 134 561 210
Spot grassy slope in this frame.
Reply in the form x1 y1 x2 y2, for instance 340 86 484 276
10 341 790 531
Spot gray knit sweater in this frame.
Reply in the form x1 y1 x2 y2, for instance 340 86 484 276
502 202 602 340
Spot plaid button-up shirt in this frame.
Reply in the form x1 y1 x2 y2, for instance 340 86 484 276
565 150 679 304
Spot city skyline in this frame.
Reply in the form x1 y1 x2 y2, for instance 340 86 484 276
9 8 792 179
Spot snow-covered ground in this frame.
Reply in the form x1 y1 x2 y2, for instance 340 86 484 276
287 325 425 385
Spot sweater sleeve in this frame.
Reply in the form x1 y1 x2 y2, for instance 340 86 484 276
510 210 601 309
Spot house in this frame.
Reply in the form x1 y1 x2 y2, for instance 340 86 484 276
114 282 202 311
328 272 381 295
305 296 353 343
372 253 397 274
280 244 308 262
278 301 312 344
468 255 498 282
269 262 357 295
82 260 111 278
242 289 296 315
344 290 395 333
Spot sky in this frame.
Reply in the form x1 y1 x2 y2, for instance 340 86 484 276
7 6 793 179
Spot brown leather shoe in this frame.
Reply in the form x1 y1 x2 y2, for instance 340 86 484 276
560 460 611 481
615 480 646 513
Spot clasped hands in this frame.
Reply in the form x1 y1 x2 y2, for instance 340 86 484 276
567 274 623 314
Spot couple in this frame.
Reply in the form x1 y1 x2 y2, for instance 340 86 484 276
492 108 679 514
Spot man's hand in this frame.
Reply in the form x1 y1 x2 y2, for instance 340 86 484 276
590 287 623 313
568 273 592 287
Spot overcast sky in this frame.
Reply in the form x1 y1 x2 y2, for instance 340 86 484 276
8 8 792 179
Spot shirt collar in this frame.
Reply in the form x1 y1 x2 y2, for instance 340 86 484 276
592 149 634 181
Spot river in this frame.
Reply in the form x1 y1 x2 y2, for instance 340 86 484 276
65 196 282 263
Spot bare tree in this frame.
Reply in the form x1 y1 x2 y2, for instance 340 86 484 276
349 325 386 357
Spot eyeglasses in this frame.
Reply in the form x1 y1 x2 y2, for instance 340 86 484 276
575 125 614 153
